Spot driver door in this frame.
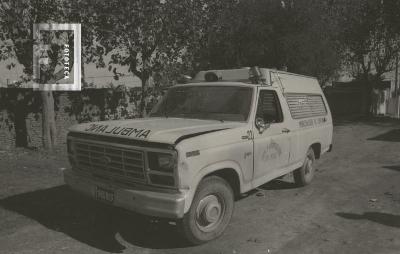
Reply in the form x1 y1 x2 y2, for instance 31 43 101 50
252 88 291 185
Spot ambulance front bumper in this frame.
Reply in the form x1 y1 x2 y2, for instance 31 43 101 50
63 169 186 219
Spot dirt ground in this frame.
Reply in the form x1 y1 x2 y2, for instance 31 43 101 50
0 117 399 254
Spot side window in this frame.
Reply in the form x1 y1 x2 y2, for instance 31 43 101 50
285 93 327 119
256 90 283 123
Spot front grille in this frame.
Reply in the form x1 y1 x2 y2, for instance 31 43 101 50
73 141 146 184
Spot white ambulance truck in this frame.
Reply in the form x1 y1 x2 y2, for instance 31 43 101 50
64 67 333 244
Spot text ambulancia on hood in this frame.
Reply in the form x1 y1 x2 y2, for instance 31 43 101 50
84 123 151 138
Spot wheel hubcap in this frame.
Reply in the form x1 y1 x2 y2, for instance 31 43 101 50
196 195 224 232
305 157 313 175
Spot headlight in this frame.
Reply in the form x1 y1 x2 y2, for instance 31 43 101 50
148 152 175 172
147 151 177 187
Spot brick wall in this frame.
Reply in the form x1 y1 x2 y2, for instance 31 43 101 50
0 93 80 149
55 94 78 147
0 110 15 150
25 113 42 148
0 87 161 150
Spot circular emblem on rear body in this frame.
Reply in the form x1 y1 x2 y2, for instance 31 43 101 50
99 156 112 164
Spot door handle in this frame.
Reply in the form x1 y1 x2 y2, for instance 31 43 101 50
282 128 290 133
242 130 253 140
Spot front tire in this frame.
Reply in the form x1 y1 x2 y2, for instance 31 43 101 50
179 176 234 245
294 147 316 186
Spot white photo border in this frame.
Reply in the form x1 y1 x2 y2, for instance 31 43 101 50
33 23 81 91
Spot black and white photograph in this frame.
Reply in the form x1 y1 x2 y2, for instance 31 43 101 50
0 0 399 253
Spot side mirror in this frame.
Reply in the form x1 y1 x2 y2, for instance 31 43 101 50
255 117 270 134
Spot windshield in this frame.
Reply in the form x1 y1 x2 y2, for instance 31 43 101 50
150 85 253 122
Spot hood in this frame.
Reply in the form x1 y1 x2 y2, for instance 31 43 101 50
68 117 245 144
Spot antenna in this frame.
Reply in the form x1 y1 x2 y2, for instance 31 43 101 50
270 71 285 94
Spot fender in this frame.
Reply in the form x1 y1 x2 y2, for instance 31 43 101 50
183 160 245 213
308 140 322 155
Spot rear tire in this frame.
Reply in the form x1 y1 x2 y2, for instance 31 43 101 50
179 176 234 245
294 147 316 187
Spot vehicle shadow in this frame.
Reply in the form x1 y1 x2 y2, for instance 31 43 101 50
383 165 400 172
259 179 298 190
333 115 400 127
336 212 400 228
368 129 400 142
0 185 189 253
237 179 299 200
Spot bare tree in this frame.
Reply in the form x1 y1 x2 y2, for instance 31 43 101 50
333 0 400 113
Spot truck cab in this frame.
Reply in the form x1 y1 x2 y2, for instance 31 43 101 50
64 67 333 244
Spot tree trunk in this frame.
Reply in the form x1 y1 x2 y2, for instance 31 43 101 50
41 91 57 150
11 91 29 148
14 101 28 148
140 78 147 117
82 62 86 87
365 79 377 116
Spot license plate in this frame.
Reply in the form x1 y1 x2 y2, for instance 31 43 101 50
95 186 114 203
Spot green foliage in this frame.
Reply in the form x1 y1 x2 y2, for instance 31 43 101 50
0 0 97 143
332 0 400 80
64 86 144 123
0 0 68 74
1 0 399 120
278 0 342 84
187 0 342 85
0 0 74 121
88 0 192 80
65 89 106 122
72 0 197 114
0 88 42 130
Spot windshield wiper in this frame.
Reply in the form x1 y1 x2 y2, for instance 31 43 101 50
200 112 225 123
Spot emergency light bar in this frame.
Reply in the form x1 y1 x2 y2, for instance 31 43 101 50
190 67 319 94
192 67 270 85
